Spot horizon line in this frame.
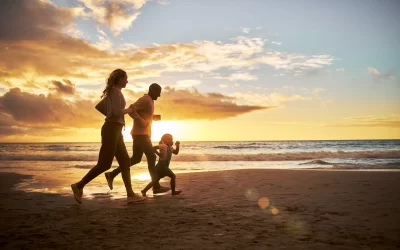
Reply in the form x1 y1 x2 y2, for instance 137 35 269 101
0 138 399 143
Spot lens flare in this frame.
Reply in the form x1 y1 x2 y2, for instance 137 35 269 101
271 207 280 215
258 197 270 209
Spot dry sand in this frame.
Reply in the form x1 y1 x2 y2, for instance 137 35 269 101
0 169 399 249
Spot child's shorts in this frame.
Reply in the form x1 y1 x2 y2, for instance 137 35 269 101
157 165 174 178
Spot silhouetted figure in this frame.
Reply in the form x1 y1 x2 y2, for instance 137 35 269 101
105 83 169 194
71 69 145 204
141 134 182 196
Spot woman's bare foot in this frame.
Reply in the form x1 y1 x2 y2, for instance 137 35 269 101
71 183 83 203
127 194 147 204
104 172 114 190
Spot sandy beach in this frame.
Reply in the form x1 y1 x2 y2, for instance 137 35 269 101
0 169 399 250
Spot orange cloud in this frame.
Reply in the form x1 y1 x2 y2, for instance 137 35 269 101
0 86 271 138
0 0 108 82
50 80 76 95
147 87 271 120
0 88 102 128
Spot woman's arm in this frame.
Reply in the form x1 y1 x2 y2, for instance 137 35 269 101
121 108 133 115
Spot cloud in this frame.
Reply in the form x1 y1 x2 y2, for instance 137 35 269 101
126 37 334 76
230 92 311 106
105 3 141 36
0 2 335 86
257 52 334 75
94 34 113 51
0 88 102 128
269 93 310 103
326 115 400 128
79 0 147 36
271 41 282 46
158 0 170 5
0 86 272 138
125 86 272 119
214 72 258 81
49 80 76 95
242 28 251 34
0 1 335 94
367 67 395 80
311 88 327 96
336 68 345 72
219 84 229 88
174 80 202 88
0 0 108 81
128 87 271 120
367 67 380 76
0 0 74 40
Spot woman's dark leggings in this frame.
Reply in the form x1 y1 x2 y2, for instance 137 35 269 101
78 122 132 189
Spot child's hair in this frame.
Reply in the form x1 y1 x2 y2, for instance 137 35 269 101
160 133 173 144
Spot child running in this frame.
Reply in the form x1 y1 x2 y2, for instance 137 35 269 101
141 133 182 196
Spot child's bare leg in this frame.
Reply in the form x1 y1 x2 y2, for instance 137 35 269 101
168 171 181 195
170 173 176 192
141 182 153 196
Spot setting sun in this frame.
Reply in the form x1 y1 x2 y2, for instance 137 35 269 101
122 121 187 142
151 120 186 141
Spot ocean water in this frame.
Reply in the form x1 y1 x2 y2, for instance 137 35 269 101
1 140 399 197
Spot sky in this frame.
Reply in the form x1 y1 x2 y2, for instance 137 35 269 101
0 0 399 142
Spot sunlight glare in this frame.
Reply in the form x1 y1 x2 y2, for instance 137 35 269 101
151 120 185 141
122 126 133 141
133 173 151 181
122 121 186 142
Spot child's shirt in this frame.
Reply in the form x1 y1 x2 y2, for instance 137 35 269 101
157 144 174 168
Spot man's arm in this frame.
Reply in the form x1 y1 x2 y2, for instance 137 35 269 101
129 104 150 127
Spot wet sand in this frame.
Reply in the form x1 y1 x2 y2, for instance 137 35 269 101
0 170 399 249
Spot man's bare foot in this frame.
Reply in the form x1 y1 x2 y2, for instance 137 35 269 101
172 190 182 196
141 190 147 197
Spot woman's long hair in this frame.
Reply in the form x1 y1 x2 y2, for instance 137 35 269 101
101 69 127 98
